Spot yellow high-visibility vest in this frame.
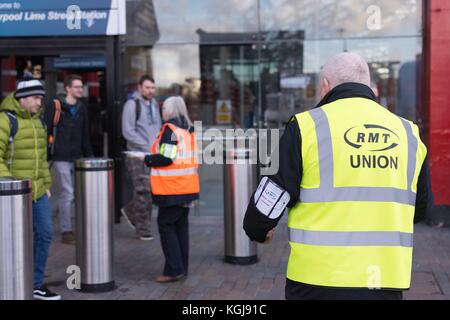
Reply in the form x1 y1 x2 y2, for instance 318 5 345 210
288 97 427 289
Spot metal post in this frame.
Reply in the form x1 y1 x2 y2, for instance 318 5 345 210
0 178 33 300
75 158 115 292
223 146 258 265
240 45 245 127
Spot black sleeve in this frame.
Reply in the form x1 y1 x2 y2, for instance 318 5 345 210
414 157 433 224
144 125 177 168
243 119 302 243
43 100 55 136
82 105 94 157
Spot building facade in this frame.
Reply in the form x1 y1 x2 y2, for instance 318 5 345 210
0 0 448 217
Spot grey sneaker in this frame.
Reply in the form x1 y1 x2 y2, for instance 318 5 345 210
121 208 136 230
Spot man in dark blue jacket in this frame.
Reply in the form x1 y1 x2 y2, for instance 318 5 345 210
44 74 93 245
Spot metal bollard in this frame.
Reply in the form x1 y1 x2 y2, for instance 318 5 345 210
75 159 115 292
223 148 258 265
0 178 33 300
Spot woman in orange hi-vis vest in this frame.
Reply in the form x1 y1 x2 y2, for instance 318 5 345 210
144 96 199 283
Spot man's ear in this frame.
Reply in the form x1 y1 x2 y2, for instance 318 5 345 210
320 77 331 99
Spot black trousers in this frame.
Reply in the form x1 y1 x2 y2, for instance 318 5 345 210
285 279 403 300
157 205 189 277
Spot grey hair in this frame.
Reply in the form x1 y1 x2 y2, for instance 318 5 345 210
162 96 193 127
320 52 371 88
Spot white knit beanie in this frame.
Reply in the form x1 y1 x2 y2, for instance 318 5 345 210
15 78 45 99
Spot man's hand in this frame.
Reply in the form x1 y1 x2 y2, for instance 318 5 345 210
144 155 152 167
263 229 275 244
46 189 51 199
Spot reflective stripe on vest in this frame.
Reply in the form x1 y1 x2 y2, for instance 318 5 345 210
151 167 198 177
299 108 419 206
289 228 413 248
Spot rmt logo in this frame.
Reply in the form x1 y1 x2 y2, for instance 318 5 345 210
344 124 400 170
344 124 399 152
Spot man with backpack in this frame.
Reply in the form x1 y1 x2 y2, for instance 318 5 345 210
121 75 162 240
44 74 93 245
0 78 61 300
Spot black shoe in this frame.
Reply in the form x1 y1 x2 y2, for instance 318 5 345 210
33 286 61 300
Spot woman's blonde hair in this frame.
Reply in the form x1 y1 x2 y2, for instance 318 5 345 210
162 96 193 127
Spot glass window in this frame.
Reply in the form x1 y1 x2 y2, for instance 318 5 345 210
346 37 423 122
147 0 424 129
261 0 422 38
257 0 423 126
152 43 259 128
153 0 258 44
134 0 424 216
199 44 258 128
122 47 153 98
151 44 202 120
260 36 423 124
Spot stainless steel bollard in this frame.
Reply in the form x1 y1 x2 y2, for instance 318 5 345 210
75 159 115 292
223 149 258 265
0 178 33 300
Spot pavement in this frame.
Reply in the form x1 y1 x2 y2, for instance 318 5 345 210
44 216 450 300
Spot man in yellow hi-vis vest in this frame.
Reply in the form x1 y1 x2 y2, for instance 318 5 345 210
244 52 432 300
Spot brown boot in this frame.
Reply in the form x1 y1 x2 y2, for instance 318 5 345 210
155 274 185 283
61 231 76 245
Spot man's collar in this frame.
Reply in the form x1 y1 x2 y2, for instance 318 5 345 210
60 98 80 111
316 82 377 108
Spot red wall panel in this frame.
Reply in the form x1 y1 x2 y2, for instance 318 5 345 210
429 0 450 204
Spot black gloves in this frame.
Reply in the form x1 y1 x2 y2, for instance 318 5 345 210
144 155 152 167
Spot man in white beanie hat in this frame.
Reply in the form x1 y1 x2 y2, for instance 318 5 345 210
0 78 61 300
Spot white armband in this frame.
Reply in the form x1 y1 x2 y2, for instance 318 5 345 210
254 177 290 220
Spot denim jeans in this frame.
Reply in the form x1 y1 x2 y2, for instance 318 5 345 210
32 194 53 288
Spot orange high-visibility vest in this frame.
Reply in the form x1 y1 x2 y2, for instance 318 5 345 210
150 123 200 196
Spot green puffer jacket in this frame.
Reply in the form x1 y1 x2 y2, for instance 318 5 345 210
0 93 51 200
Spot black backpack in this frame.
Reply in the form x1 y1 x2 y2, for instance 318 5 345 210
0 110 18 169
134 98 141 123
132 98 162 124
120 98 141 150
0 110 47 169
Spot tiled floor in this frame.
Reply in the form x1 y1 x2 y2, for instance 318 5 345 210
44 217 450 300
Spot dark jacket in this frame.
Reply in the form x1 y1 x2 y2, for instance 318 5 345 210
243 82 433 300
145 117 199 207
44 98 93 162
